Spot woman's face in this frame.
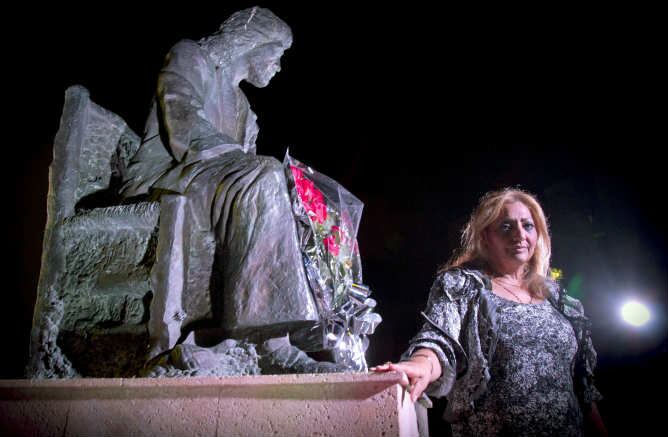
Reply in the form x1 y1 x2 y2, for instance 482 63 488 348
246 43 285 88
483 201 538 274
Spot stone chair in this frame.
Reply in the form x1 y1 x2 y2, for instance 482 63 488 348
27 85 162 377
28 86 259 378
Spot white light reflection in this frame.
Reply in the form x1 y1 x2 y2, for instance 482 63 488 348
620 300 651 327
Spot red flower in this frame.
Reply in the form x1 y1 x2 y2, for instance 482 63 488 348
292 166 328 224
323 235 340 256
330 225 350 246
295 175 313 201
290 165 304 182
309 199 327 224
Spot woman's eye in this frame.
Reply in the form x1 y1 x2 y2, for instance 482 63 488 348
523 223 535 231
501 223 512 232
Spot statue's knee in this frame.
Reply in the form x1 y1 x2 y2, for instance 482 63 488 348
255 156 287 189
259 155 283 173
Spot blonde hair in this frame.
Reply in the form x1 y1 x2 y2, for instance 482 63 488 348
445 188 552 298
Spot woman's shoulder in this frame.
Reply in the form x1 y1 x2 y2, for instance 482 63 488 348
433 266 487 301
544 279 590 320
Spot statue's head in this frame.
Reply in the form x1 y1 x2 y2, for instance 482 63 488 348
201 7 292 86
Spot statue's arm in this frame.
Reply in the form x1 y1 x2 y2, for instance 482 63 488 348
157 41 236 162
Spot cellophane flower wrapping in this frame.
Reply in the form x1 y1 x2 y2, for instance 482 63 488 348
284 151 381 371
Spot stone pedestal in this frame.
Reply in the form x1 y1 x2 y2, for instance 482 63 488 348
1 372 418 437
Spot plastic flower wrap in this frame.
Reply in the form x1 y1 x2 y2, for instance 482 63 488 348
284 151 381 371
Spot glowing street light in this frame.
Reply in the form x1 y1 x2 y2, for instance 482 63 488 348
620 300 651 327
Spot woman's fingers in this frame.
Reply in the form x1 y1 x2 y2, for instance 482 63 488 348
378 362 429 401
369 361 393 372
410 375 430 402
387 363 410 387
370 362 411 387
371 360 432 401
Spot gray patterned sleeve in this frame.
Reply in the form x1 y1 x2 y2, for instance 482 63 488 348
561 293 604 405
402 269 471 398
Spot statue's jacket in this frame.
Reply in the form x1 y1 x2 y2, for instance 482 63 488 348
121 39 258 198
404 267 602 422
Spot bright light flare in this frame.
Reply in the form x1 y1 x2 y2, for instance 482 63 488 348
620 300 651 327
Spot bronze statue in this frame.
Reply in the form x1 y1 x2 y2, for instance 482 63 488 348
121 7 325 368
28 7 378 378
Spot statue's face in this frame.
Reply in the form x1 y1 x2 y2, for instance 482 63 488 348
246 43 285 88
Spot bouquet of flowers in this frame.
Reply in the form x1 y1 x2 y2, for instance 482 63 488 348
284 151 381 371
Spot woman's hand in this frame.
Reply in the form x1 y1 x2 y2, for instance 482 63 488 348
370 348 441 402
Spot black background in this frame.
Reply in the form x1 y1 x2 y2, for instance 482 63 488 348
8 2 665 435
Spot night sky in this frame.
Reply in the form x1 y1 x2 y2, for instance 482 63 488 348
8 2 665 435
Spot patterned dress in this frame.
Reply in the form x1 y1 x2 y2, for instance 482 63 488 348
451 291 583 437
404 268 601 437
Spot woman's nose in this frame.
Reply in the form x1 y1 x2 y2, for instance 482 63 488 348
510 225 525 241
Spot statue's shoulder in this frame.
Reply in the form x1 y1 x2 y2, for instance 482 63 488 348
163 39 210 65
158 39 216 84
433 267 486 301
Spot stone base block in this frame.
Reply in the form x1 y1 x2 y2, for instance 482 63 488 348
1 372 418 437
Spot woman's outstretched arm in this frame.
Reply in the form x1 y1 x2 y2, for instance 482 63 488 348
371 348 442 402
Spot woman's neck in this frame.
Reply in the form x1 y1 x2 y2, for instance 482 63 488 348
491 265 527 285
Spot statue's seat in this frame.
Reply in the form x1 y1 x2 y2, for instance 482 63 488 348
28 85 160 377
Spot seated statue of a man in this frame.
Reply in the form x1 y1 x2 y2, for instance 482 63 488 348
120 7 341 373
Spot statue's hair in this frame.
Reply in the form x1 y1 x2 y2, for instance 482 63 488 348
442 187 553 298
200 7 292 64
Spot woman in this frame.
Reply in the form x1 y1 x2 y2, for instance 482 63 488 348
373 188 607 436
